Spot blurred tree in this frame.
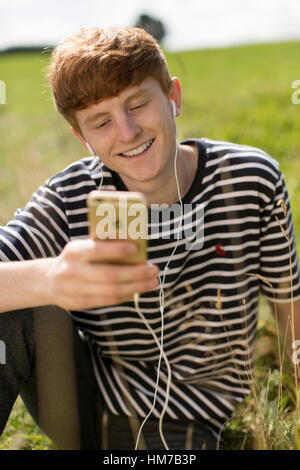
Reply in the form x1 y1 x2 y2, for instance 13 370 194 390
0 45 53 54
134 14 166 44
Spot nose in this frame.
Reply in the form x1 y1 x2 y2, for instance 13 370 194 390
116 112 141 143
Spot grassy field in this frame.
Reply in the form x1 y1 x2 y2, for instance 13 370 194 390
0 40 300 450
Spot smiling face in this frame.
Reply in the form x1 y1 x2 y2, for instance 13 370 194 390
73 77 181 195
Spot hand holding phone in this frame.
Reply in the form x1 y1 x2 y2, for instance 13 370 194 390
44 190 158 311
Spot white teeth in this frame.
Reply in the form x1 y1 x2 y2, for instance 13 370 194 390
121 139 153 157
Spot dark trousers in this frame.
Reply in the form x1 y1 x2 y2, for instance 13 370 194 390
0 306 222 450
0 306 103 449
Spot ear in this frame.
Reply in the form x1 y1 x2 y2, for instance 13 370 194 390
169 77 182 117
69 126 89 150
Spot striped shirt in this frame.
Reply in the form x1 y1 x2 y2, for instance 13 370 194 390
1 137 300 437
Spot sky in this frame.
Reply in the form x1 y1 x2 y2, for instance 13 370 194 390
1 0 300 51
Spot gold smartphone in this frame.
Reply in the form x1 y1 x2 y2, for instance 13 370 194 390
87 190 148 264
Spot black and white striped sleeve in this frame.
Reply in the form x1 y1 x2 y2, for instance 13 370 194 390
0 182 69 261
259 172 300 302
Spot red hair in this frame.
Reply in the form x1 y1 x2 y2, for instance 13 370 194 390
47 26 173 133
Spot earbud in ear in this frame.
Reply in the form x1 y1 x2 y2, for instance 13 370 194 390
85 142 95 156
171 100 176 117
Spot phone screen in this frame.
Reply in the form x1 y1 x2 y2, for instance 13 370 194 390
87 190 148 264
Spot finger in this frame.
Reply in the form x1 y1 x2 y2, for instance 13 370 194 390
80 276 159 299
79 262 160 284
65 238 138 263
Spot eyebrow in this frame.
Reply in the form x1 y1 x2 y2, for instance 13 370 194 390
83 89 151 126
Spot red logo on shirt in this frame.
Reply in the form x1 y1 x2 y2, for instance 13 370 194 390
215 243 225 256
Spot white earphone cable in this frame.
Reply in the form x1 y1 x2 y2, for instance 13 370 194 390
92 104 183 450
134 119 184 450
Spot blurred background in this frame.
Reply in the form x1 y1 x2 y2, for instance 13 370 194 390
0 0 300 221
0 0 300 450
1 0 300 52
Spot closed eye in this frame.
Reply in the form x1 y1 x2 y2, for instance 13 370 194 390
130 101 148 111
95 120 110 129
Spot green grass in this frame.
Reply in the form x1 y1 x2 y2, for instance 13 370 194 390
0 396 55 450
0 40 300 449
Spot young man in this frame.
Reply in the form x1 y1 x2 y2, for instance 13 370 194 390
0 26 299 450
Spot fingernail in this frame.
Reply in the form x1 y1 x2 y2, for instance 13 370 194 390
147 264 159 275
